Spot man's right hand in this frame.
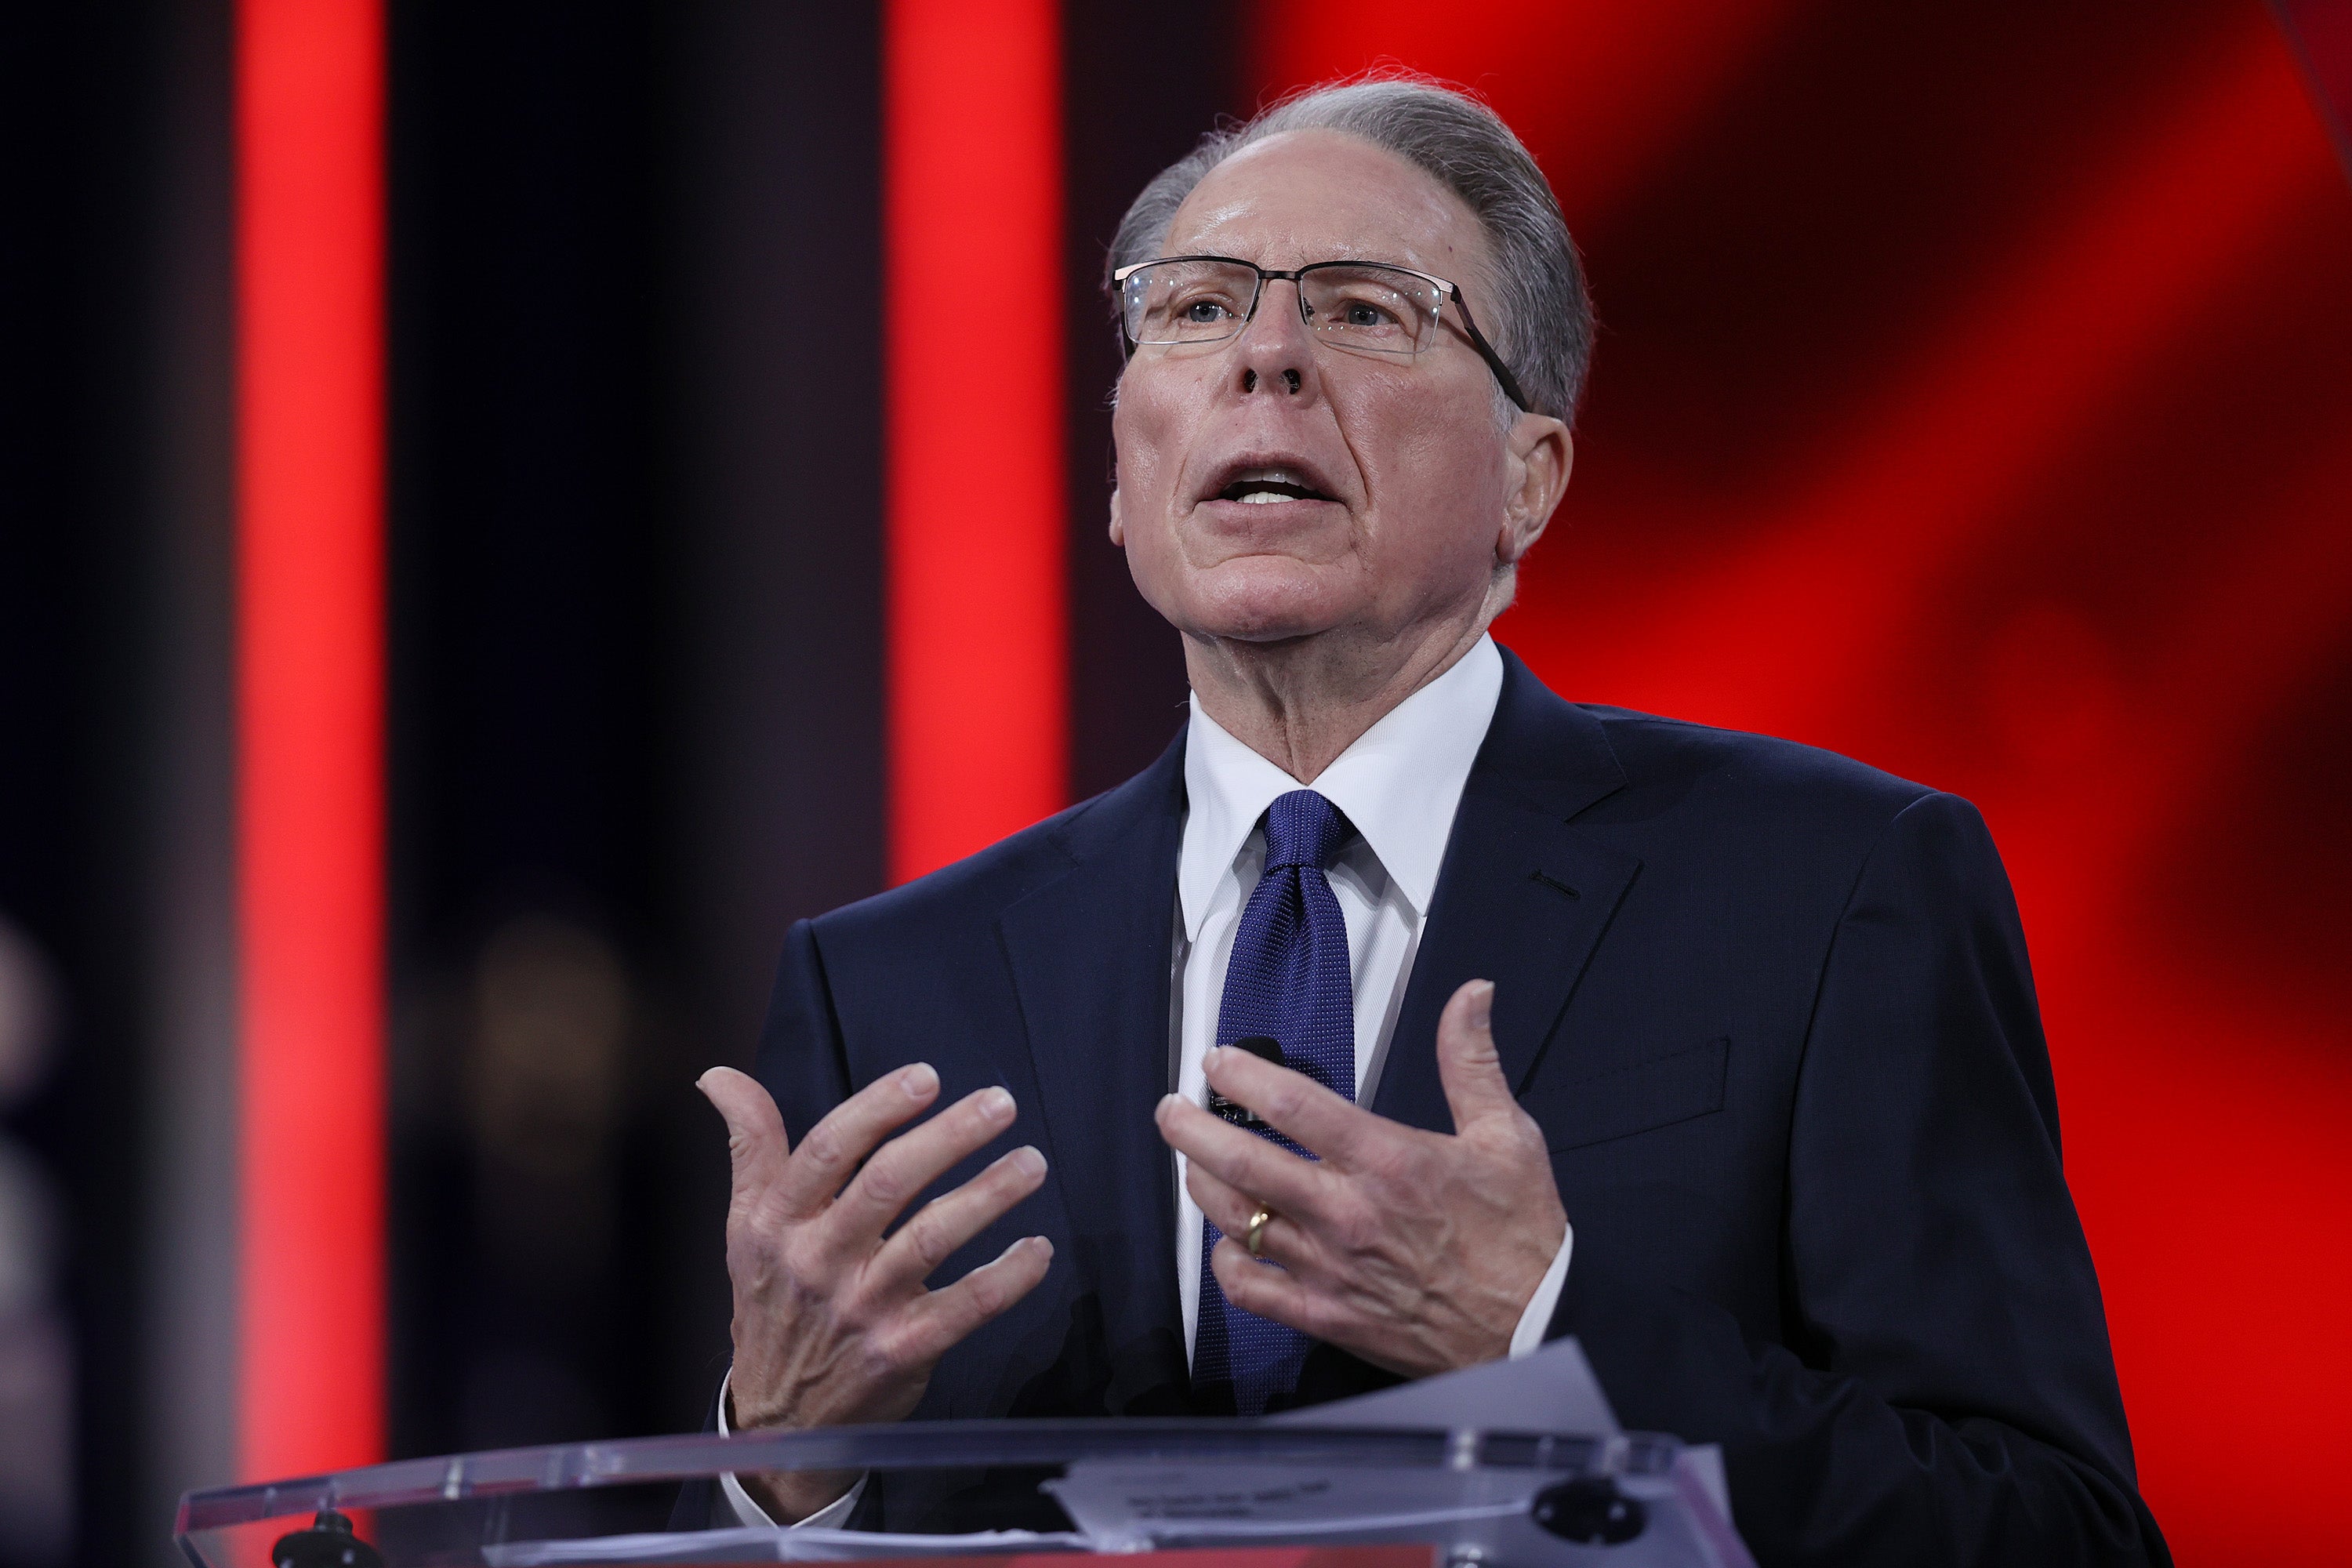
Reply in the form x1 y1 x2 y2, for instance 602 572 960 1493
698 1063 1054 1522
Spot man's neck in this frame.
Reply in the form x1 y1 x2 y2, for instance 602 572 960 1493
1185 612 1494 784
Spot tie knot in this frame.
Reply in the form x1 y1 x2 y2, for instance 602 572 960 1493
1263 789 1351 871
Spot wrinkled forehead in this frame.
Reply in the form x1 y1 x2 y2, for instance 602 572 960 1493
1163 129 1494 290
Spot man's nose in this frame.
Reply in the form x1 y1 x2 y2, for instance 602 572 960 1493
1229 280 1320 402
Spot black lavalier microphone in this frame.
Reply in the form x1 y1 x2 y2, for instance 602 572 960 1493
1207 1036 1285 1129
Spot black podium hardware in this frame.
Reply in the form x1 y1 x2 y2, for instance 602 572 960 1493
1209 1036 1286 1128
1531 1476 1648 1545
270 1508 384 1568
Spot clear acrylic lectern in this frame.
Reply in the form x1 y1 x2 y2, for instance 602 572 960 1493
176 1420 1751 1568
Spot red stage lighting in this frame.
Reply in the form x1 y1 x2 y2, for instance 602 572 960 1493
885 0 1069 883
233 0 387 1482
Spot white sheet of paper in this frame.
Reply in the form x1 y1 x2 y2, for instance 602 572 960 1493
1042 1461 1739 1567
1041 1461 1541 1552
1045 1341 1751 1562
1266 1335 1621 1436
1048 1343 1620 1551
1676 1446 1730 1518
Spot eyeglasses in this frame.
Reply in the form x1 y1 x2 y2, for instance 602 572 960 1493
1112 253 1532 412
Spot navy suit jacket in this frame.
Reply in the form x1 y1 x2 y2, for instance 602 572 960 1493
697 648 2167 1565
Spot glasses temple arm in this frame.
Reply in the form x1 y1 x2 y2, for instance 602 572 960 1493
1446 288 1534 412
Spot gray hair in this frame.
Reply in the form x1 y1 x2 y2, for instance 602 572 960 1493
1107 74 1592 424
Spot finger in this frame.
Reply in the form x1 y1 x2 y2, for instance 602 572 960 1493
1156 1093 1334 1218
1200 1047 1377 1167
868 1142 1049 1294
822 1086 1018 1256
1434 979 1518 1134
1207 1235 1332 1341
1185 1158 1331 1280
894 1234 1055 1363
774 1062 941 1218
698 1067 790 1217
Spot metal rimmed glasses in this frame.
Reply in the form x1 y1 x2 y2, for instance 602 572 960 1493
1112 253 1533 412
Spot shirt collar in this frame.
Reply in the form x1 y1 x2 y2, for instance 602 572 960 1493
1178 635 1505 940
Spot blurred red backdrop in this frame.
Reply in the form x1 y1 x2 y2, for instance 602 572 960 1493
234 0 386 1485
887 0 1068 884
1249 1 2352 1561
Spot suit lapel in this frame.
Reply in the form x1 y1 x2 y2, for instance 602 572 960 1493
996 735 1191 1410
1371 649 1642 1133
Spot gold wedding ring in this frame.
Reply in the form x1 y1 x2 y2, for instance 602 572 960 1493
1245 1206 1276 1258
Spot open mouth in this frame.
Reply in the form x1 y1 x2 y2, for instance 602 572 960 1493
1214 466 1339 506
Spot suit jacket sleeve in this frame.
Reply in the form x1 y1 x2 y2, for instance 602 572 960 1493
1548 792 2169 1566
758 916 859 1135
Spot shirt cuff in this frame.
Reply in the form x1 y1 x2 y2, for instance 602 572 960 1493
715 1370 868 1529
1507 1220 1573 1360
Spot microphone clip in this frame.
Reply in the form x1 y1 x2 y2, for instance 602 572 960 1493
1207 1036 1285 1131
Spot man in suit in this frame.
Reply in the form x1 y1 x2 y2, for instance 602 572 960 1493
691 78 2169 1563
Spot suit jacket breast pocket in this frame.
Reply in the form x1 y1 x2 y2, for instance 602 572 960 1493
1534 1036 1730 1153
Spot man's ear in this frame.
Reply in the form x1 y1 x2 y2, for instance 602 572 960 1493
1108 485 1124 548
1497 416 1572 565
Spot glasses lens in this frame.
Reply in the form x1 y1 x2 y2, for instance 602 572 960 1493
1299 265 1441 355
1123 260 1259 346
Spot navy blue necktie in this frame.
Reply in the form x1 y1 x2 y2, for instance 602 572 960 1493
1192 789 1356 1416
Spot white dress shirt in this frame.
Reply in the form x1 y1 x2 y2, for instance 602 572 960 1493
1171 634 1568 1363
724 633 1568 1529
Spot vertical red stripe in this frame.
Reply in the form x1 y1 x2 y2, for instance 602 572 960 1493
885 0 1068 883
234 0 386 1480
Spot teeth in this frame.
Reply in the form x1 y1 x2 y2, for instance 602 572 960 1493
1214 464 1330 505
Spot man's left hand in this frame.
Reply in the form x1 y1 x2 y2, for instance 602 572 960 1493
1154 978 1566 1379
